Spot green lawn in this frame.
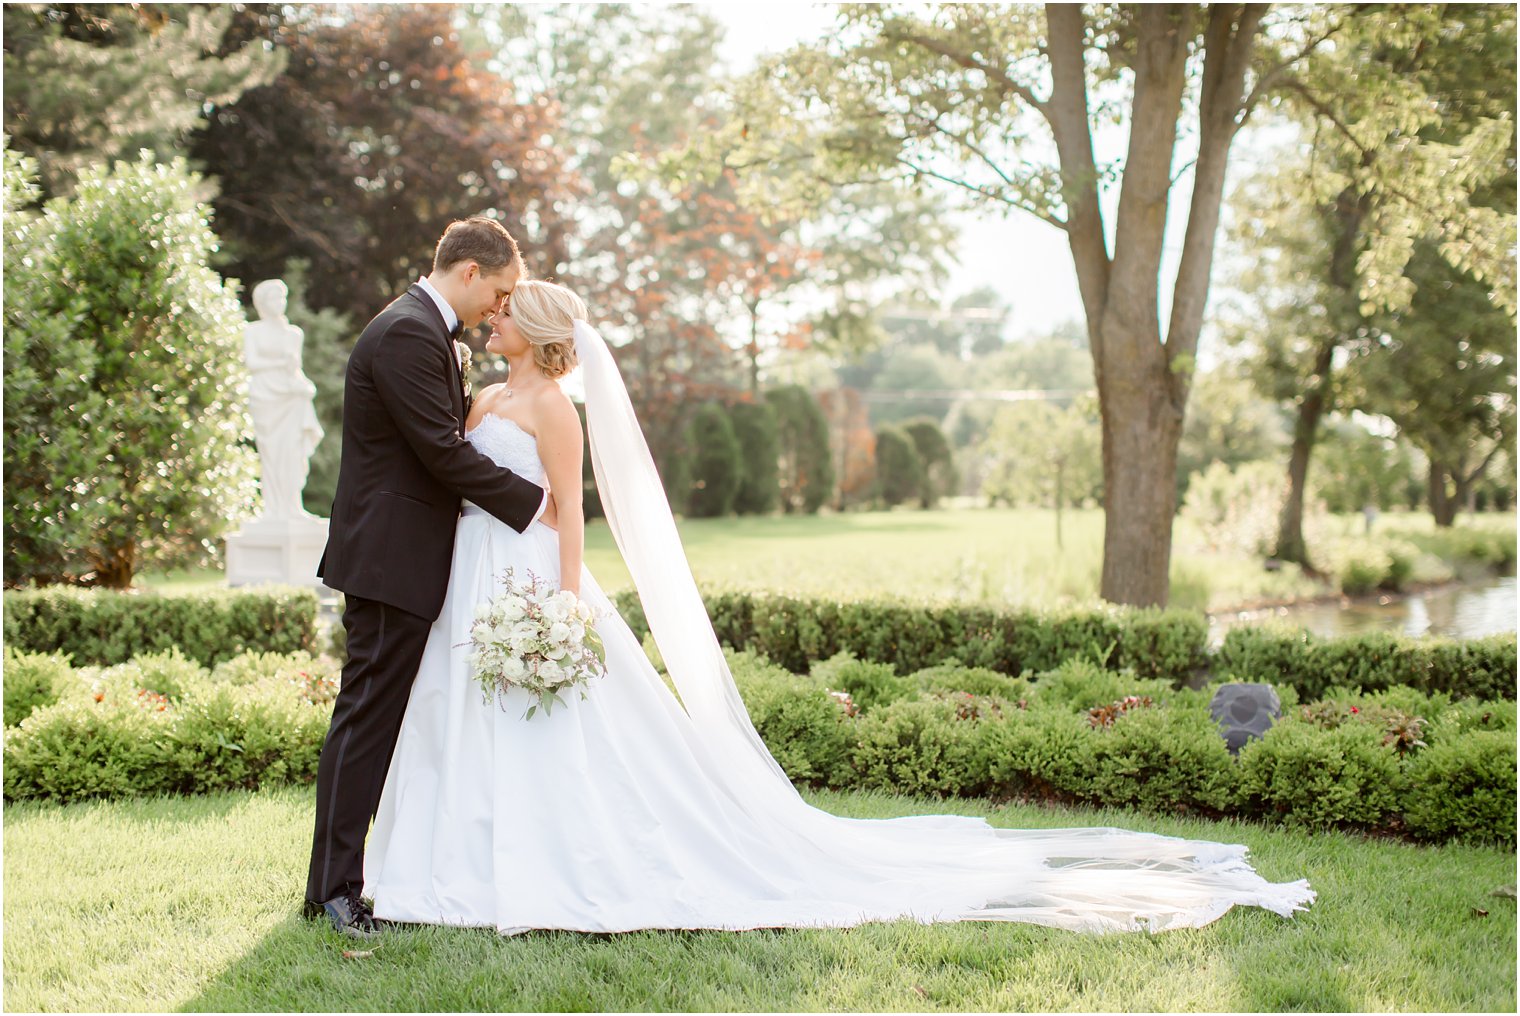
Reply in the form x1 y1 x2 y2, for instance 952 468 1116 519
140 507 1332 610
140 507 1516 611
4 785 1514 1012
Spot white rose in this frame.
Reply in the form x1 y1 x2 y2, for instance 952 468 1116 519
548 621 571 643
575 602 593 622
501 657 527 679
546 645 567 661
500 599 526 621
541 599 568 624
569 622 586 643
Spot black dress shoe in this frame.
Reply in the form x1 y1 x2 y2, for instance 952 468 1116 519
304 891 379 939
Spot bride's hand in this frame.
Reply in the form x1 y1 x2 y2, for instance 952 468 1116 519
538 490 559 531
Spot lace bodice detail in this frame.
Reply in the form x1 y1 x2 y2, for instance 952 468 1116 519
464 414 545 485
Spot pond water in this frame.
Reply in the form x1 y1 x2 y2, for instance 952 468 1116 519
1208 574 1517 644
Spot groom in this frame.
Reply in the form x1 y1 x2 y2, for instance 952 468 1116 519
306 217 556 936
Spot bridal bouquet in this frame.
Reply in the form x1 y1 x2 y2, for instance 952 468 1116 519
463 568 606 719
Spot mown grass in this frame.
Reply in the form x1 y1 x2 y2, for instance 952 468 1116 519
4 785 1514 1012
140 507 1318 610
142 508 1516 611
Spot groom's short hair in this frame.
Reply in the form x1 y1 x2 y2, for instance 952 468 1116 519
433 217 523 275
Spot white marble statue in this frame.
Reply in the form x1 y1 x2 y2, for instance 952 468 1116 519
244 279 324 520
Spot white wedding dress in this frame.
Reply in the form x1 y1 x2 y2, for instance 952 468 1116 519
364 324 1315 936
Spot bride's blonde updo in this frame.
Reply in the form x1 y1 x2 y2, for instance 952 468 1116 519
510 280 586 380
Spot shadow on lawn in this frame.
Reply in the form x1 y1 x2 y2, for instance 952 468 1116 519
177 913 833 1013
177 901 1360 1013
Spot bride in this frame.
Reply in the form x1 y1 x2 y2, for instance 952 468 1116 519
363 280 1315 935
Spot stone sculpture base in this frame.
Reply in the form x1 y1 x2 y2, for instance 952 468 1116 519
225 515 330 589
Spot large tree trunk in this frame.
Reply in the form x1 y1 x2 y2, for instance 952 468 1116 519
1275 337 1337 568
1041 5 1263 606
1428 460 1458 527
92 540 136 589
1096 346 1184 605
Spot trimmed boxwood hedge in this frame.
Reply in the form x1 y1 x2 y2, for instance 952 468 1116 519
615 589 1516 701
2 586 321 667
617 589 1212 684
7 646 1512 846
1215 626 1517 701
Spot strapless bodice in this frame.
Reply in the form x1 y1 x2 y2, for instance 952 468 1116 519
462 415 546 514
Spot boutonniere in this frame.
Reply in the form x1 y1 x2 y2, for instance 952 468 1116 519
455 340 474 402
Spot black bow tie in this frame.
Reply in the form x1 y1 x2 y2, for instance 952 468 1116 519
448 320 463 340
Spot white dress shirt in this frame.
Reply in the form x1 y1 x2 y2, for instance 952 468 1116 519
417 276 548 527
416 275 459 335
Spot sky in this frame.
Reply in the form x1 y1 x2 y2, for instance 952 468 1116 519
707 2 1090 342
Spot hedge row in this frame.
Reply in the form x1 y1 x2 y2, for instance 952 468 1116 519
11 585 1511 705
2 586 321 667
613 589 1517 701
735 651 1515 846
1215 626 1518 702
3 647 335 799
614 590 1212 684
6 646 1513 845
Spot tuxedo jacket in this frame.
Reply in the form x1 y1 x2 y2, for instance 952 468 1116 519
317 285 545 619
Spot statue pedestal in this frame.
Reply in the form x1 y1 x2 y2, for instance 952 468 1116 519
225 515 330 589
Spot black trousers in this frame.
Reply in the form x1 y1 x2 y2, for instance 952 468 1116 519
306 594 433 904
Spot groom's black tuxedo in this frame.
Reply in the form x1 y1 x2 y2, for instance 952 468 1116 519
307 284 545 908
317 284 545 618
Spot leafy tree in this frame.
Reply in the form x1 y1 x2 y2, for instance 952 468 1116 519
1175 366 1285 502
191 4 576 325
483 5 753 478
901 418 958 508
727 399 781 515
683 4 1281 603
2 3 283 194
873 426 924 508
681 3 1514 607
3 152 256 588
683 402 743 518
979 397 1102 548
1224 5 1516 559
766 385 834 514
863 344 964 428
817 387 878 509
1357 247 1517 525
942 321 1095 453
485 6 948 480
1179 460 1296 559
1470 447 1514 512
1308 421 1418 515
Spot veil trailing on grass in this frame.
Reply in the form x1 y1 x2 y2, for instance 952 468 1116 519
571 318 1315 933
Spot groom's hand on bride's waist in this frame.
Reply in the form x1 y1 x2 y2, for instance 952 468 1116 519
538 490 559 531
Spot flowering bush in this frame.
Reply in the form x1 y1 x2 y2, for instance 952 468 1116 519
464 569 605 719
1087 694 1155 728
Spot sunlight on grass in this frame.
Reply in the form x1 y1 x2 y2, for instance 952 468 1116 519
136 508 1513 614
3 785 1513 1012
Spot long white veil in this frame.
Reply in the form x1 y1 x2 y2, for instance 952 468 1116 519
571 319 1314 933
